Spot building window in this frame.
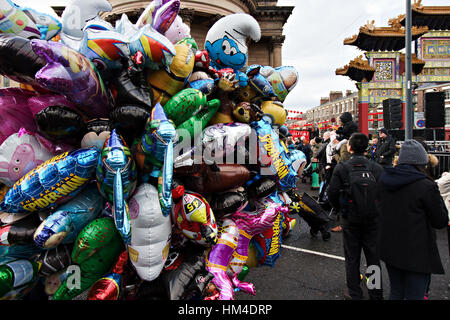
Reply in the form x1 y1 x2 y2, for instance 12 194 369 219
446 107 450 126
3 77 9 87
445 89 450 101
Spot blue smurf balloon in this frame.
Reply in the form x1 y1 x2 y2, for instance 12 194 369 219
204 13 261 87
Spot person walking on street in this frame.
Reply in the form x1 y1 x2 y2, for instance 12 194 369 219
374 128 396 168
328 133 384 300
329 138 351 233
379 139 448 300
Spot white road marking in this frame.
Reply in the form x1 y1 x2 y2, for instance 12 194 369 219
281 244 346 261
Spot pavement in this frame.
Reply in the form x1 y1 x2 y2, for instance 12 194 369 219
236 178 450 300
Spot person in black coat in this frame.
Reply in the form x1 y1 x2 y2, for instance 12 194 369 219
328 133 384 300
374 128 396 168
379 139 449 300
336 112 358 140
297 136 312 166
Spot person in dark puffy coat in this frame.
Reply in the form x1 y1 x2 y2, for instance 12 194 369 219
374 128 396 168
379 139 449 300
336 112 358 140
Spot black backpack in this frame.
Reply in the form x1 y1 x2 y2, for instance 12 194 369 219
341 160 378 218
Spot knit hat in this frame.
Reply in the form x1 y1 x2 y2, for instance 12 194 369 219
398 139 429 166
378 128 388 135
340 112 353 124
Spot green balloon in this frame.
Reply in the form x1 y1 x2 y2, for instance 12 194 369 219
176 101 220 143
163 88 220 126
52 218 123 300
176 37 198 51
237 265 249 281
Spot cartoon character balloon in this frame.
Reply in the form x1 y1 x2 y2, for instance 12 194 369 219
51 217 123 300
127 183 171 282
171 187 218 247
0 129 54 187
0 0 61 40
60 0 112 50
0 147 100 214
205 198 283 300
96 130 137 245
31 39 111 118
128 24 176 70
78 19 130 78
204 13 261 87
146 42 195 106
33 184 104 249
135 103 176 217
136 0 180 34
164 15 191 44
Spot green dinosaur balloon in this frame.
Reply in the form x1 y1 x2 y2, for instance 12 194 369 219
176 101 220 143
52 218 124 300
163 88 220 126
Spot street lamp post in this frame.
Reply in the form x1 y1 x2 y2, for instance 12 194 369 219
405 0 413 140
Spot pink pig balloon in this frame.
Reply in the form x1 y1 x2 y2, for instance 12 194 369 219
0 129 54 187
164 15 190 44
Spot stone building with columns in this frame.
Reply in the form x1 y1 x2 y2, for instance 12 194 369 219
99 0 294 67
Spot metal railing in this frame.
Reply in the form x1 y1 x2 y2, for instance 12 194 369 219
396 140 450 152
429 152 450 178
396 141 450 178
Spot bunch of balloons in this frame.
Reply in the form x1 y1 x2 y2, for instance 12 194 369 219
0 0 315 301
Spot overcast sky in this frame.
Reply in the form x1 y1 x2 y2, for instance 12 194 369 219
278 0 449 112
12 0 450 112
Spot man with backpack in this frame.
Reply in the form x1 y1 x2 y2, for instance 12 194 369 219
328 133 384 300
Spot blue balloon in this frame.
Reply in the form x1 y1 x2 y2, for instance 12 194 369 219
0 148 100 214
33 184 104 249
96 129 137 244
250 116 306 191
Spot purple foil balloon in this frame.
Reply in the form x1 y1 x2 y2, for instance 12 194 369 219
136 0 180 34
0 88 38 144
205 198 283 300
0 88 75 153
152 0 180 34
205 218 240 300
30 39 110 118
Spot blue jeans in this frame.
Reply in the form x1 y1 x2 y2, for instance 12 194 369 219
386 264 431 300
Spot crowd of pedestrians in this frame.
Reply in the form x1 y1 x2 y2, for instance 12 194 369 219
287 111 449 300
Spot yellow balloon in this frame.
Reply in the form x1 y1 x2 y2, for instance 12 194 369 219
261 100 287 126
208 112 234 125
246 241 259 268
147 43 195 106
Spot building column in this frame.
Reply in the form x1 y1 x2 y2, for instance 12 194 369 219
270 35 285 67
357 82 369 135
208 14 224 28
179 8 196 28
